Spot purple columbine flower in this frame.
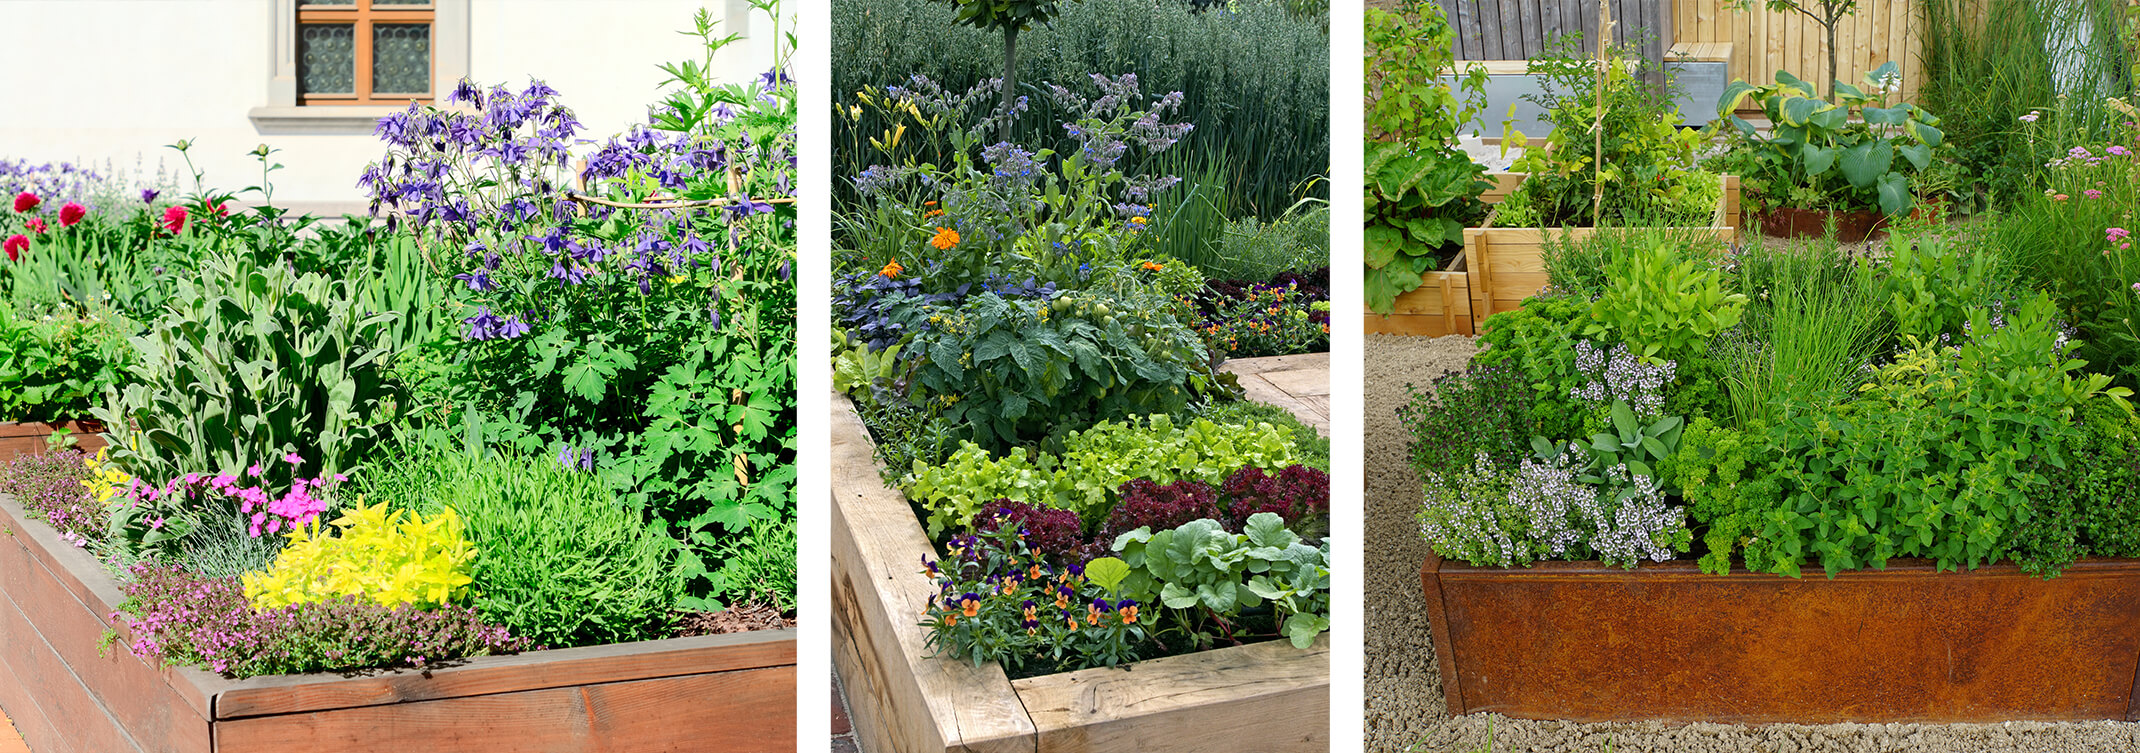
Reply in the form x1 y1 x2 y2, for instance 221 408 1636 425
140 188 159 204
453 271 494 292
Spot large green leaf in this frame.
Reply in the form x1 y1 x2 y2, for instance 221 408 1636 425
1862 106 1908 126
1800 144 1837 177
1364 224 1406 269
1839 140 1893 189
1877 172 1911 216
1897 142 1933 171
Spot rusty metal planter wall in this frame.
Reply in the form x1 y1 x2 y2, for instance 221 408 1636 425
1421 554 2140 724
0 492 796 753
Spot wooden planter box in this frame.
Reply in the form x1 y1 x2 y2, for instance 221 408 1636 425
1420 554 2140 724
0 492 796 753
1463 172 1740 323
830 392 1329 753
1366 173 1739 336
0 420 107 459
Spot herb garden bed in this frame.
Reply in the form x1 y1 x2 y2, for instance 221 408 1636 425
1420 553 2140 724
829 393 1329 753
0 491 795 753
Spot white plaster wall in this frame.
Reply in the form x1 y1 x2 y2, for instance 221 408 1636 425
0 0 773 212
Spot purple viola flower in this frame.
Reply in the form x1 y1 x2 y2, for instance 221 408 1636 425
140 188 159 204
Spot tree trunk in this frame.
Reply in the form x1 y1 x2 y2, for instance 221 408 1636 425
1000 25 1021 143
1825 16 1840 103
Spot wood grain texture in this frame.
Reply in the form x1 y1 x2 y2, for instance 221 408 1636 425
215 668 796 753
0 586 156 753
1012 637 1330 753
1426 557 2140 723
0 495 222 752
1677 0 1926 101
0 422 106 460
0 650 66 753
213 629 797 719
829 392 1038 753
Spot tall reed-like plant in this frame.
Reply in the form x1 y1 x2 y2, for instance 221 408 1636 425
1918 0 2133 208
1719 238 1888 429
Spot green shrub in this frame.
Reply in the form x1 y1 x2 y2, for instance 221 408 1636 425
1473 296 1590 442
705 516 797 613
372 450 684 648
0 306 131 421
95 252 402 491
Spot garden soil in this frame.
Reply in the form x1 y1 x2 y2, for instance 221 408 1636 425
1363 333 2140 753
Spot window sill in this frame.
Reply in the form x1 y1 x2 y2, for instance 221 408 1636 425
248 106 403 135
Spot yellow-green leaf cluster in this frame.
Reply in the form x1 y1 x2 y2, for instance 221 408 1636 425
241 500 477 610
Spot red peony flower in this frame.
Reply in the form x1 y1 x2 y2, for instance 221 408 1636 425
12 192 38 213
57 202 85 227
24 218 46 234
2 234 25 261
161 205 188 234
208 200 228 217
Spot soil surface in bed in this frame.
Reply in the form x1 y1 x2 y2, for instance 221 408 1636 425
1363 333 2140 753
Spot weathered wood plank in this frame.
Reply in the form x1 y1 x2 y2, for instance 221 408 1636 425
1014 637 1330 753
214 668 796 753
829 393 1038 753
213 629 797 719
0 589 143 753
0 594 82 753
0 497 222 751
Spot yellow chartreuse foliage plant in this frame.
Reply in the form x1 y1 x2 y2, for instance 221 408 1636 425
241 498 477 610
81 447 132 508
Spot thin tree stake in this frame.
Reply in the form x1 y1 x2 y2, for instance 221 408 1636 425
1593 0 1613 229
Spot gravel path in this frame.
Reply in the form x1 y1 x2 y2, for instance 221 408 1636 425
1362 333 2140 753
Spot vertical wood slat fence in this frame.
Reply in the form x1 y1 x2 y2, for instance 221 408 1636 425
1431 0 1926 101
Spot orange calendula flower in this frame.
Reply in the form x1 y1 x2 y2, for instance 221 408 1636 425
930 227 960 249
924 200 939 207
925 209 945 218
880 258 904 278
1140 261 1164 272
1130 216 1148 225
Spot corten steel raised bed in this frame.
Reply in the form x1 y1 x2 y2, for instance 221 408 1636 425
1363 173 1741 337
1420 553 2140 724
0 492 797 753
830 391 1329 753
0 420 107 459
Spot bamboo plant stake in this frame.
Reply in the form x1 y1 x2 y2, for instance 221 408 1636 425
1592 0 1614 228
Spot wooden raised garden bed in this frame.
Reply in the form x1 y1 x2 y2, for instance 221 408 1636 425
1365 173 1741 337
1420 553 2140 724
0 492 796 753
0 420 107 459
830 392 1330 753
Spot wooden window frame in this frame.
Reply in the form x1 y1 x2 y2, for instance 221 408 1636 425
296 0 436 106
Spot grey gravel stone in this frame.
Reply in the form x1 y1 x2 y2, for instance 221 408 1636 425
1363 333 2140 753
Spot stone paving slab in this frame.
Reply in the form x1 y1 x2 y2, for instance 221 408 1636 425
1223 352 1331 437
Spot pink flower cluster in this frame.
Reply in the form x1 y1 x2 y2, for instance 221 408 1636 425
2110 227 2132 253
120 454 346 538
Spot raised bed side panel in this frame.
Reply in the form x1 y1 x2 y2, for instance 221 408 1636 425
0 494 217 753
1427 558 2140 724
1012 636 1331 753
1364 271 1473 337
1416 554 1465 717
829 392 1039 753
212 666 794 753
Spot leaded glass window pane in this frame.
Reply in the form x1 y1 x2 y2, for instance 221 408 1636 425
373 23 431 94
299 24 355 95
